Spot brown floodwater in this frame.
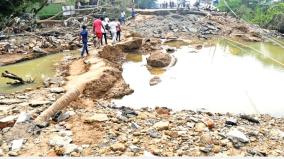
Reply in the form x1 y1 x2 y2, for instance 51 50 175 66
114 39 284 117
0 51 79 94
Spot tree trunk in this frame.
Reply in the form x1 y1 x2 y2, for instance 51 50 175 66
34 82 86 125
1 71 25 84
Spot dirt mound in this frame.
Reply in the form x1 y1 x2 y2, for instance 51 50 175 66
147 51 172 67
105 79 134 99
98 45 125 64
83 69 121 99
68 59 88 76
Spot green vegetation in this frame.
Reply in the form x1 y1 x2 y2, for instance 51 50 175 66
37 3 62 18
218 0 284 27
134 0 157 9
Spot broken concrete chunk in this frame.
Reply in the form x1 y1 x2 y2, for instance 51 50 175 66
11 139 24 151
227 129 249 143
15 112 31 123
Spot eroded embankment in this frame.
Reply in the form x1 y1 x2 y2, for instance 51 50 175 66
0 14 284 156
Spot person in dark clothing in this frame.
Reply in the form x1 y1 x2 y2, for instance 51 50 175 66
79 25 89 57
116 19 121 42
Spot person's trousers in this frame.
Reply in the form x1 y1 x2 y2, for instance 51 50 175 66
116 31 121 41
101 33 107 45
111 32 117 44
81 42 88 57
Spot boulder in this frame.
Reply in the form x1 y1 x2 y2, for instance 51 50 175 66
147 51 172 67
117 38 143 52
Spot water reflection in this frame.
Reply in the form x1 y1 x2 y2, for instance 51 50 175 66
114 40 284 117
126 53 143 63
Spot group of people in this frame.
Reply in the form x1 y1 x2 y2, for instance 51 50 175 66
79 16 122 57
160 1 176 8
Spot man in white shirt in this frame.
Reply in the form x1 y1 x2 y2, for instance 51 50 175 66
108 19 118 45
120 11 125 24
101 17 108 45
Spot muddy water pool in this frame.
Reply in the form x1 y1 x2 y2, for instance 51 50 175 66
114 40 284 117
0 51 79 94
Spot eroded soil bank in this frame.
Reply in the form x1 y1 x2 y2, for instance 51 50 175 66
0 12 284 157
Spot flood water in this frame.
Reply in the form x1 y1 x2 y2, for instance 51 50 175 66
0 51 78 94
114 39 284 117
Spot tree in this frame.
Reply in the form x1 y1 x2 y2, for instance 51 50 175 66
218 0 284 27
0 0 49 29
0 0 48 17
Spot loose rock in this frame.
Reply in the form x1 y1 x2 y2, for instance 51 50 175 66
149 76 162 86
226 118 238 126
227 129 250 143
84 113 109 123
153 121 170 131
147 51 172 67
240 114 260 123
11 139 24 151
29 100 50 107
111 143 127 152
49 87 66 94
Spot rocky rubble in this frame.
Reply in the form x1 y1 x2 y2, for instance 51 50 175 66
127 13 283 41
0 28 81 56
1 98 283 157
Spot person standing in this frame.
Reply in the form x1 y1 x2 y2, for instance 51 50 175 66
131 8 136 19
93 17 104 48
79 25 89 58
109 19 118 45
100 17 108 45
105 16 110 23
120 11 126 25
116 19 121 42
